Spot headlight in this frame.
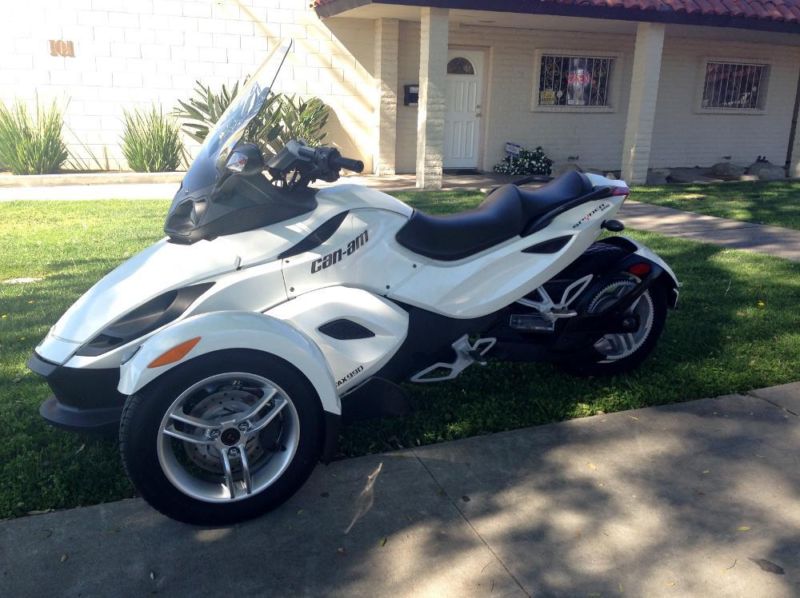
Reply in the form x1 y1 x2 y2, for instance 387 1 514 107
75 283 214 357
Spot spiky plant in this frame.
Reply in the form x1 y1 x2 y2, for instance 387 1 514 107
121 106 183 172
0 97 68 175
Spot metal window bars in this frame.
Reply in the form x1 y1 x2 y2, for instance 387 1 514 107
538 55 613 107
702 62 767 110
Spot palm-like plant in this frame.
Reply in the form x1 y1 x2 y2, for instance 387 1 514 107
172 80 329 157
173 81 243 144
271 95 329 150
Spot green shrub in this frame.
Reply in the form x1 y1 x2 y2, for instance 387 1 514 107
121 106 184 172
172 80 329 156
493 146 553 176
0 98 68 175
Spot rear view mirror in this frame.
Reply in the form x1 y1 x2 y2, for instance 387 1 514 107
225 143 264 176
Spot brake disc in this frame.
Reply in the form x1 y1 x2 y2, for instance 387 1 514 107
588 279 653 361
184 390 266 473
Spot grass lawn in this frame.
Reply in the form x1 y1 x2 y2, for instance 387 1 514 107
2 194 800 519
632 180 800 230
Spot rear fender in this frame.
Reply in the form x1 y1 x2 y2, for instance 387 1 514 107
118 311 340 415
599 236 680 308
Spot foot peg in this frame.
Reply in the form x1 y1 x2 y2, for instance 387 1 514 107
410 335 496 383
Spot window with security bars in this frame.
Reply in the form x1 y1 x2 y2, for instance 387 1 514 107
537 55 614 107
702 62 768 110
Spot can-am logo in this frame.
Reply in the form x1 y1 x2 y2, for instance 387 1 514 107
311 230 369 273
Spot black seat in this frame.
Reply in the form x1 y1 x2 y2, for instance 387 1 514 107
395 171 593 261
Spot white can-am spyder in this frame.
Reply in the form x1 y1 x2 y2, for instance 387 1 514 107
29 42 679 525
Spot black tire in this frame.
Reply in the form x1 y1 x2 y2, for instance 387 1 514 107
559 281 668 377
119 350 324 525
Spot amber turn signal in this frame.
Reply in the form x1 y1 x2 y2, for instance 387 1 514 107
147 337 201 368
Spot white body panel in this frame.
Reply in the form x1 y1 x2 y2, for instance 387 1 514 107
38 184 411 367
281 209 418 298
266 287 408 392
389 197 623 318
118 311 341 415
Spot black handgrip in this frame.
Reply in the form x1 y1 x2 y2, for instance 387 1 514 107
332 156 364 173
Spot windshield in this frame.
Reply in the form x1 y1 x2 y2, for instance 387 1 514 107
176 40 292 195
165 40 319 244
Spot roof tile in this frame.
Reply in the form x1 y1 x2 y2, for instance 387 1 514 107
315 0 800 24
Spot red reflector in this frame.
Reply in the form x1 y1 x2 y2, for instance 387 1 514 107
628 262 651 277
611 186 630 196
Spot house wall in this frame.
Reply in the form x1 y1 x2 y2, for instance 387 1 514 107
650 35 800 168
395 21 800 174
396 21 636 173
0 0 376 171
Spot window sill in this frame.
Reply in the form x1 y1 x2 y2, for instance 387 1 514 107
532 104 615 114
695 107 767 116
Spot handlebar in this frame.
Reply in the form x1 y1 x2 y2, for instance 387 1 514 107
331 155 364 173
296 143 364 173
265 140 365 188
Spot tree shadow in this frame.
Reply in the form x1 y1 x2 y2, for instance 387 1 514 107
2 394 798 597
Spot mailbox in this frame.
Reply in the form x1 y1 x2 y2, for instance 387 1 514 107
404 84 419 106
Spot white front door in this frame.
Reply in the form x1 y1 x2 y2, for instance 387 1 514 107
444 50 483 170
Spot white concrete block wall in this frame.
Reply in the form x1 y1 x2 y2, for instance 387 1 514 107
0 0 376 171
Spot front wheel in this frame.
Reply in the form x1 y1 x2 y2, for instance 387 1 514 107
119 350 324 525
559 278 668 377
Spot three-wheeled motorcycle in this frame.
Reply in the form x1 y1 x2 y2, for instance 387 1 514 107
29 41 678 524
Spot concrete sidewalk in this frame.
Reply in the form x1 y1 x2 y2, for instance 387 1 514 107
2 383 798 597
620 201 800 262
0 173 515 201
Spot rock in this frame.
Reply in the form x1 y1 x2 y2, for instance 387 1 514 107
646 168 670 185
758 166 786 181
552 162 583 177
667 167 715 184
710 161 746 180
746 160 786 181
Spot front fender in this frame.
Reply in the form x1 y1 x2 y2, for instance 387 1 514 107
118 311 340 415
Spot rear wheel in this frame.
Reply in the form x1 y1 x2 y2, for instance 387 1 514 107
119 350 323 525
559 277 667 376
